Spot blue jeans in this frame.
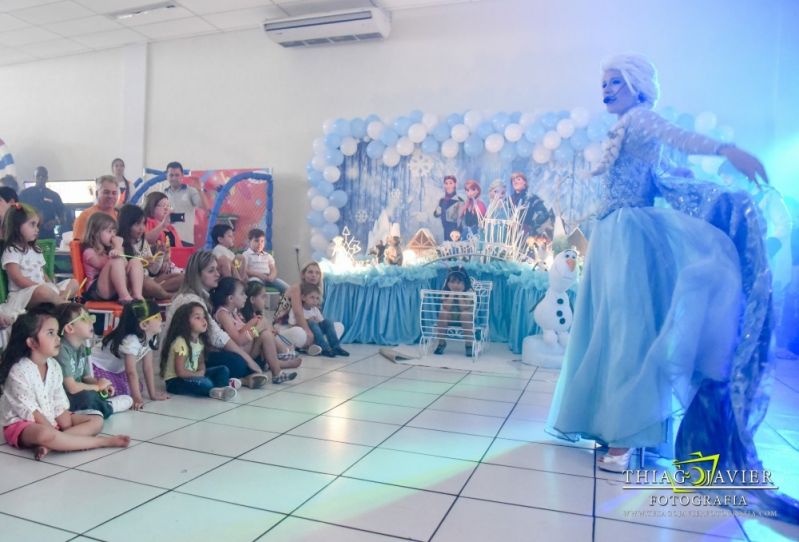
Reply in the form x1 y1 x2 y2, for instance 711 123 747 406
263 278 289 294
206 350 253 379
165 365 230 397
308 319 339 350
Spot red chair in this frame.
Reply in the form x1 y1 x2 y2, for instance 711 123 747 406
170 246 196 269
69 240 123 333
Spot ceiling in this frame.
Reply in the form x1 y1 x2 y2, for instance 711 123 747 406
0 0 481 66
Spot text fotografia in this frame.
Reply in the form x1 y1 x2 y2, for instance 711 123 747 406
622 451 779 508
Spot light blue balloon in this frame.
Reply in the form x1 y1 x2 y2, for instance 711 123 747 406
432 123 450 142
312 250 325 262
365 114 380 124
322 223 339 238
421 136 439 154
477 121 493 139
329 190 348 208
447 113 463 127
317 181 334 197
516 138 533 157
492 112 510 131
586 120 606 142
524 123 546 143
500 141 517 162
393 116 412 135
380 128 399 146
324 133 342 148
554 145 575 162
350 117 367 139
464 134 483 157
366 140 386 160
306 161 314 174
569 129 589 150
541 112 558 129
510 111 522 123
307 211 324 227
557 109 570 119
309 170 324 185
325 149 344 166
333 118 351 137
409 109 423 122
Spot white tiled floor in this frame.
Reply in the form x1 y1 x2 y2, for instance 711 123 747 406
1 345 798 541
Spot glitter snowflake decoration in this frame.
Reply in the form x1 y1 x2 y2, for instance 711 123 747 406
354 210 369 224
409 149 434 177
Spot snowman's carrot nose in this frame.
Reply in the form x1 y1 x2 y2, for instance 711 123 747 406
567 259 576 271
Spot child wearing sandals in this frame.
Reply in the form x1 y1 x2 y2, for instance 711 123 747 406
0 308 130 460
55 303 132 417
160 302 238 401
434 268 475 357
243 281 296 362
211 277 299 384
1 203 78 310
81 212 143 303
290 283 349 358
91 300 169 410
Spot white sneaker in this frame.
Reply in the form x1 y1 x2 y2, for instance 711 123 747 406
210 386 237 401
306 344 322 356
108 395 133 413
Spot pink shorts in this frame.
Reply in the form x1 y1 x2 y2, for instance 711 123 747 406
3 420 34 448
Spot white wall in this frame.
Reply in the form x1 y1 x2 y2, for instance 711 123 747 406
1 0 797 280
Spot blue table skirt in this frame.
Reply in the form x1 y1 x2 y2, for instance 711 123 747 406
323 262 578 351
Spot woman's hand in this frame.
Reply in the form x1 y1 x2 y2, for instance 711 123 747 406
720 146 769 189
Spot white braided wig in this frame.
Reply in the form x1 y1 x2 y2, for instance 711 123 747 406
601 54 660 109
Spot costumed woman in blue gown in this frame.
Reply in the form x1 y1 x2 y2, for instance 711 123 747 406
547 54 798 520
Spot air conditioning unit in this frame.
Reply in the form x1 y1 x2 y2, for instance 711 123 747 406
263 8 391 48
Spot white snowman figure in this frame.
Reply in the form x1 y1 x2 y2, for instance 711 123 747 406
523 249 579 367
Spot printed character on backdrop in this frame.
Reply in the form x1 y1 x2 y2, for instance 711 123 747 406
243 228 289 294
91 300 169 410
369 239 386 264
55 303 133 417
509 172 555 240
433 175 464 243
211 277 299 384
488 179 506 203
211 224 248 281
81 212 143 303
143 191 184 249
289 283 349 358
160 302 238 401
117 205 180 298
449 230 461 242
384 236 403 266
459 180 487 239
1 203 78 310
434 268 475 357
531 250 578 349
0 309 130 461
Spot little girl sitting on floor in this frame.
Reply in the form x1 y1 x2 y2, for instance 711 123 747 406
160 302 238 401
91 300 169 410
211 277 299 384
1 203 77 310
434 268 475 357
0 308 130 460
81 212 143 303
243 281 296 361
290 283 349 358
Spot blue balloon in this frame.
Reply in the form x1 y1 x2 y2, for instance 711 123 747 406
432 123 451 142
586 120 606 142
540 112 558 129
477 121 494 139
569 129 589 151
464 134 483 157
350 117 367 139
306 161 314 174
325 149 344 166
324 133 342 148
307 211 324 227
317 181 334 197
312 250 325 262
380 128 399 146
329 190 349 208
557 109 570 119
554 145 575 163
309 170 324 185
510 111 522 123
447 113 463 127
322 223 339 239
492 112 511 131
516 138 533 157
366 140 386 160
500 141 517 162
365 114 380 124
408 109 423 122
524 123 546 143
421 136 439 154
393 116 412 135
333 118 351 137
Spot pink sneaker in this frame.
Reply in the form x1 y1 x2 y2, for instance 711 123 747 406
228 378 242 390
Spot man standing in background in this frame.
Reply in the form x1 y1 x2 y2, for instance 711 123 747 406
19 166 65 239
164 161 206 246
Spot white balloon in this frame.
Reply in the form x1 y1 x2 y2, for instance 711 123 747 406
503 123 523 142
322 118 335 135
396 136 415 156
311 155 326 171
422 113 439 129
323 206 341 223
441 139 460 158
542 131 562 150
407 123 427 143
311 233 329 250
450 123 470 143
307 187 319 199
312 138 326 154
518 113 536 127
322 166 341 183
366 120 384 139
584 142 603 163
532 145 551 164
463 110 483 130
382 147 401 167
556 119 575 138
694 111 718 133
310 195 329 211
570 107 590 127
340 137 358 156
485 133 505 153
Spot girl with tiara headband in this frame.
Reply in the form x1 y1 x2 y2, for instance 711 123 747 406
547 54 798 520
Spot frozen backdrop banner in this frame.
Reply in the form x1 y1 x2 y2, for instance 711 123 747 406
304 107 741 262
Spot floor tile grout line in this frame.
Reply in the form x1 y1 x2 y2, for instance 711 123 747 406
0 510 82 537
251 515 416 542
